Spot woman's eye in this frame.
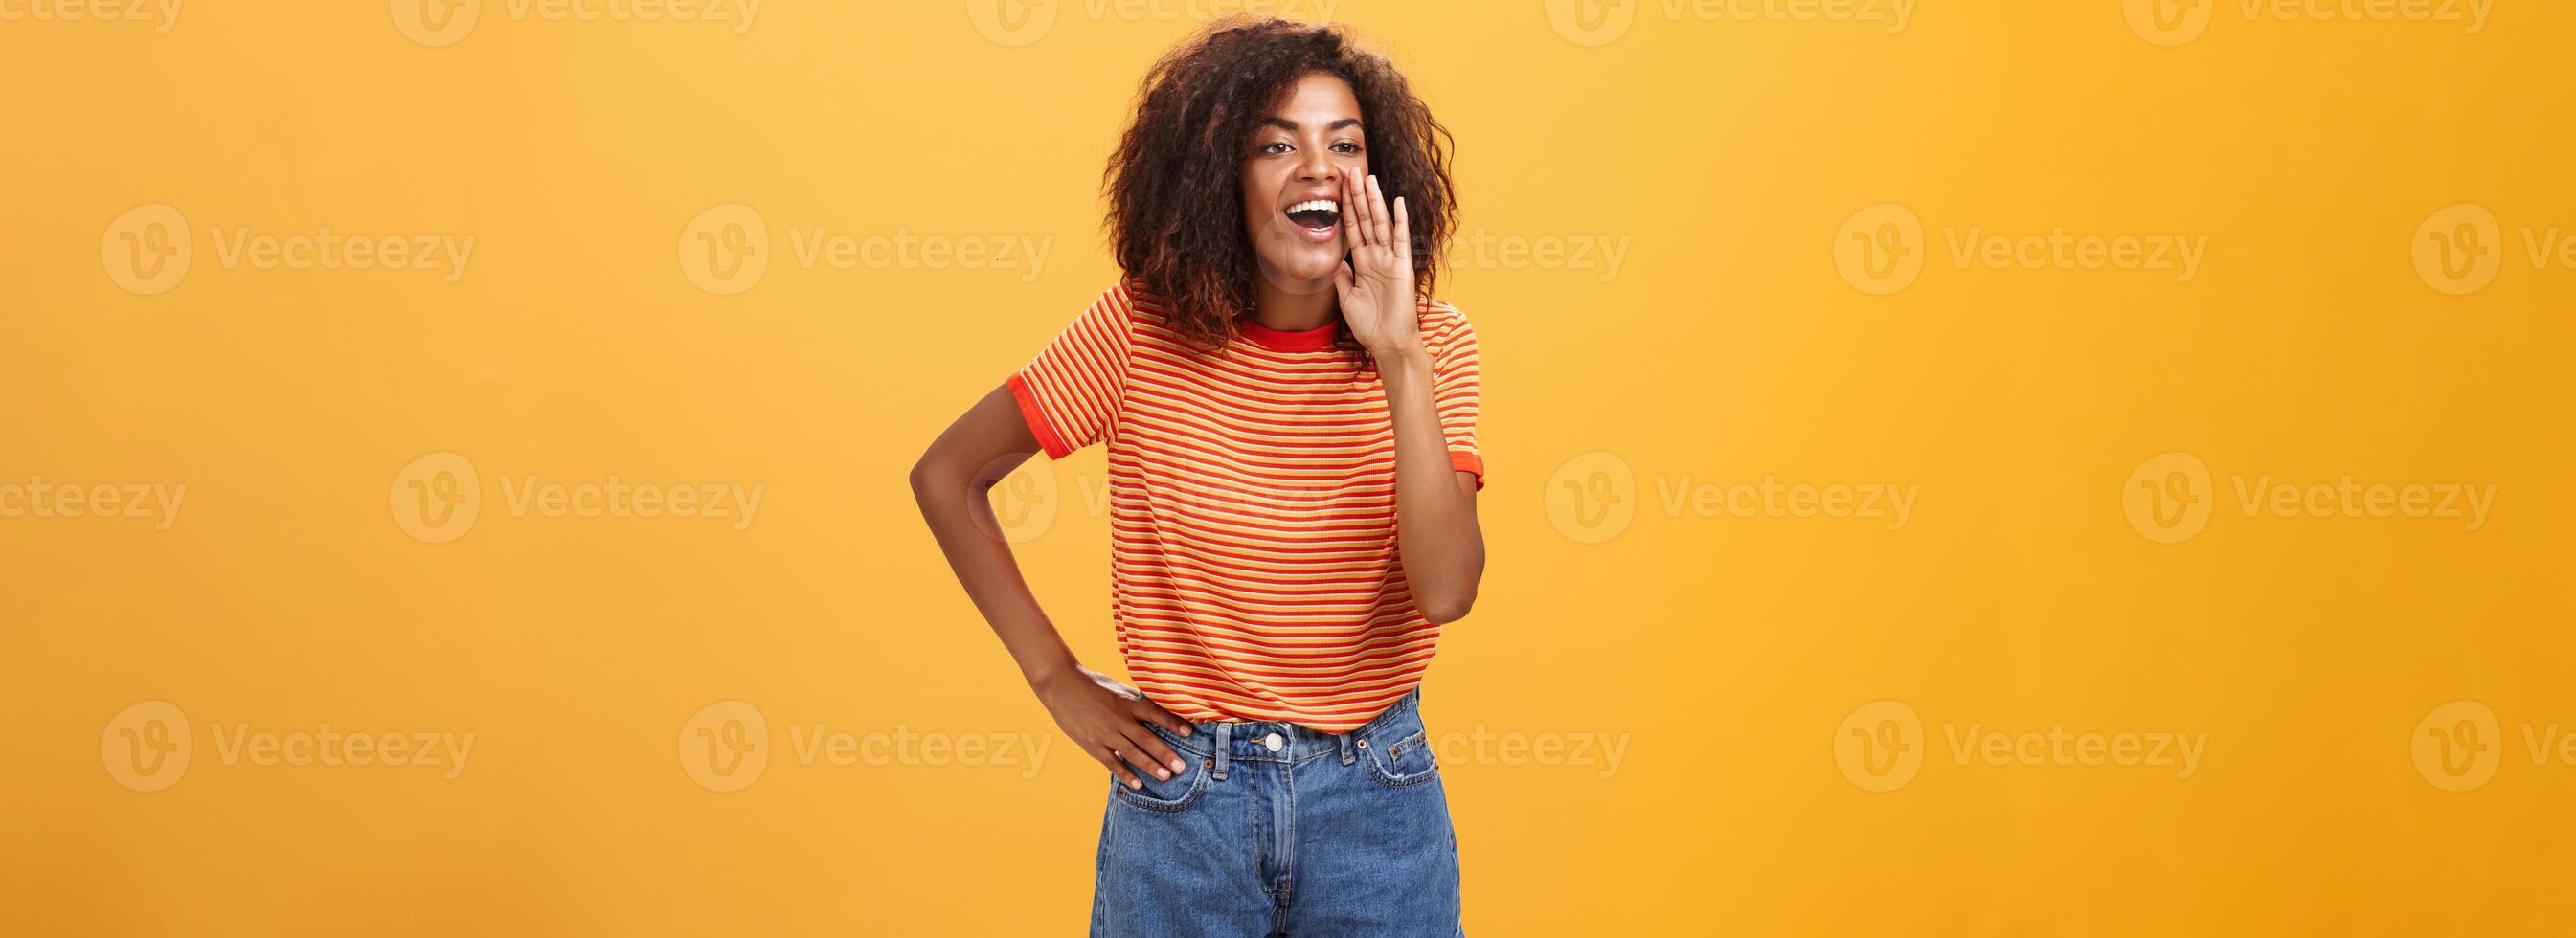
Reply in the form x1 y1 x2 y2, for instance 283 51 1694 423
1332 141 1361 155
1260 142 1292 155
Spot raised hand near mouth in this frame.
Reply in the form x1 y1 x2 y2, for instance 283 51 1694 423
1333 174 1422 359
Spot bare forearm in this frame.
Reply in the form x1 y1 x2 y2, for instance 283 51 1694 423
909 388 1085 690
1379 349 1483 622
912 466 1081 688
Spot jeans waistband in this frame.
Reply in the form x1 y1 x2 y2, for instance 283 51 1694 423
1146 688 1423 773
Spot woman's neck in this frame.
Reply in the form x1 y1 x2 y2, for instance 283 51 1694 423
1251 273 1339 332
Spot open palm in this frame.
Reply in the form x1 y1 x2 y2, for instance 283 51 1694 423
1333 174 1421 356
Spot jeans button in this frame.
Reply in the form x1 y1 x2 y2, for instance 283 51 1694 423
1262 732 1284 752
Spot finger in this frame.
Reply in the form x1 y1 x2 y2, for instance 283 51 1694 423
1367 175 1392 248
1098 744 1143 790
1333 259 1355 300
1391 195 1412 268
1344 173 1370 247
1131 698 1194 738
1119 726 1187 778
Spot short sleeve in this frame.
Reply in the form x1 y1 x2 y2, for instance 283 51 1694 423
1424 302 1483 490
1006 281 1139 459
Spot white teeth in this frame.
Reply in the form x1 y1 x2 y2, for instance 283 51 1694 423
1286 199 1339 218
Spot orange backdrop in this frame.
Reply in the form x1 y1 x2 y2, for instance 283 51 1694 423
6 1 2573 934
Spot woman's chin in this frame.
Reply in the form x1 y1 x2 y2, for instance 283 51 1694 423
1288 255 1349 283
1261 253 1344 287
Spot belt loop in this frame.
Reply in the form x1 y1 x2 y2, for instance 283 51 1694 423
1339 729 1356 765
1212 723 1231 780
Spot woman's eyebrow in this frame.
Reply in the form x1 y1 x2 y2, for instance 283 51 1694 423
1258 117 1365 132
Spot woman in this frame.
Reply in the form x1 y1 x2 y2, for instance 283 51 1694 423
911 16 1482 935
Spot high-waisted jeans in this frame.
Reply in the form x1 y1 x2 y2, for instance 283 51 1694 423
1089 688 1462 937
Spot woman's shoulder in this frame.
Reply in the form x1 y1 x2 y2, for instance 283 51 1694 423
1414 296 1474 338
1110 274 1164 305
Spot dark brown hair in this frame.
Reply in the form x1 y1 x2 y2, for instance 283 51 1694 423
1103 16 1457 353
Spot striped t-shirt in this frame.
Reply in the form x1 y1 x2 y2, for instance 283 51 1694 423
1007 278 1483 733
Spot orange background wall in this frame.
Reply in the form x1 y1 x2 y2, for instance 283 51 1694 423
6 1 2572 934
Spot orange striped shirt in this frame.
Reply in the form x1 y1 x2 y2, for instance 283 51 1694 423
1007 278 1483 733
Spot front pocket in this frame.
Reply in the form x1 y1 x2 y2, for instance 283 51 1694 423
1361 729 1440 789
1111 758 1210 812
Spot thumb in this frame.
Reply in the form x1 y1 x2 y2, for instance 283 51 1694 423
1332 260 1355 303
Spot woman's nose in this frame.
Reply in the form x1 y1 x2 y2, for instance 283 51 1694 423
1296 152 1336 184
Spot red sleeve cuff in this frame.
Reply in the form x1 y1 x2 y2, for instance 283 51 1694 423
1450 450 1484 491
1006 373 1074 459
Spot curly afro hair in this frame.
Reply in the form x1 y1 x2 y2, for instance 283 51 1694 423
1103 16 1457 354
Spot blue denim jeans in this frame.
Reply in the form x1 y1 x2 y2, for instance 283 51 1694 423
1089 688 1462 937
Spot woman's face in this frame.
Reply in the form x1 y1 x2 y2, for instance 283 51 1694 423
1242 72 1367 290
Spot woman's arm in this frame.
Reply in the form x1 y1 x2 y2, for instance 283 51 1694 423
1378 352 1485 624
910 385 1194 789
1336 173 1486 623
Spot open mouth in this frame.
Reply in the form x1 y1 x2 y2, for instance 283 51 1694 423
1285 198 1341 242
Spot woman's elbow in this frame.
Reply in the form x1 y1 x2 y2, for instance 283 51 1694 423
1418 585 1478 626
908 449 963 514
